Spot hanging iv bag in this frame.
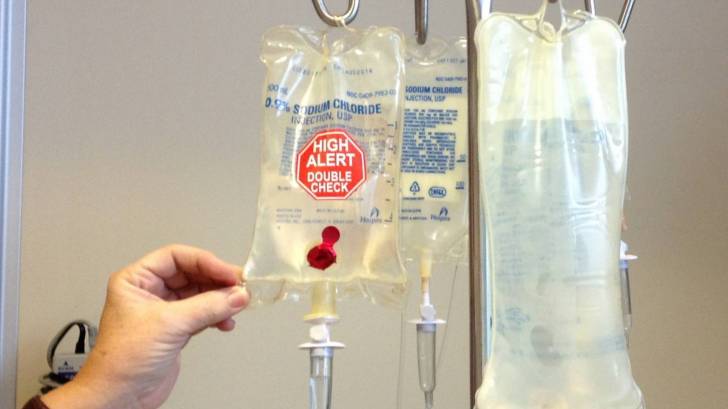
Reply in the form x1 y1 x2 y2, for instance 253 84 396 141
475 3 644 409
401 36 469 263
243 26 407 308
401 35 469 409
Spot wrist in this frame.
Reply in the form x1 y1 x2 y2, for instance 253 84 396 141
42 365 140 409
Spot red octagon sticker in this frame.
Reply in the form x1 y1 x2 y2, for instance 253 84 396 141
296 129 366 200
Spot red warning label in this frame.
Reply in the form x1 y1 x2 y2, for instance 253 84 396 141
296 129 366 200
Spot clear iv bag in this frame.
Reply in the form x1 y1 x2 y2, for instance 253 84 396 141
475 4 644 409
243 26 407 308
400 36 469 262
400 36 469 409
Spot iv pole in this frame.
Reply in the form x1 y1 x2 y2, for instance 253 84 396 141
465 1 490 406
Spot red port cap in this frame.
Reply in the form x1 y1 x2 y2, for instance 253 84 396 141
307 226 340 270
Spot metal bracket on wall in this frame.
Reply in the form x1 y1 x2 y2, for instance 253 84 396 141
1 1 26 408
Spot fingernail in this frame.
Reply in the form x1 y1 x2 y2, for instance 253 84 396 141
227 287 249 309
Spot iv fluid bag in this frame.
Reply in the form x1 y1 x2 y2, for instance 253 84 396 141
244 26 407 308
475 4 644 409
400 36 469 262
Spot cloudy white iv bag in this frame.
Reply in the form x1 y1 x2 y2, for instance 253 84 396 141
243 25 407 409
475 2 644 408
401 35 468 409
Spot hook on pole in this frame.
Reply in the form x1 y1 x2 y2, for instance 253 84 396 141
584 0 596 15
618 0 636 32
582 0 635 33
312 0 360 27
415 0 429 45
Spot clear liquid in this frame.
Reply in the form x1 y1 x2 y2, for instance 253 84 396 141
244 26 407 308
477 120 643 409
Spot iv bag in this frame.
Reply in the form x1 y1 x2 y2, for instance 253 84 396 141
400 36 469 262
475 3 644 409
243 26 407 308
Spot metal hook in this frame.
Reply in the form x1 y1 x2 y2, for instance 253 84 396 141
415 0 429 45
311 0 360 27
584 0 595 15
618 0 636 32
584 0 635 33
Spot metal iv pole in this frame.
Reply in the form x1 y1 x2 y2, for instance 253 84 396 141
465 1 490 407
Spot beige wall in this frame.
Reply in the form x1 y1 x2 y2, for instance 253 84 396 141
16 1 728 409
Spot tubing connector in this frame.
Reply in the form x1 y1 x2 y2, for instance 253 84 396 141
301 260 342 409
300 318 344 409
410 248 445 409
410 317 445 409
619 241 637 346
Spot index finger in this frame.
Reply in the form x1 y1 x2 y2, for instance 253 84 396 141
136 244 242 289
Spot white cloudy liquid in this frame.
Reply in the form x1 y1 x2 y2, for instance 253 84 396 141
477 119 644 409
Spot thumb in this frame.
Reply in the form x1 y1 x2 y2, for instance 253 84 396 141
170 286 249 334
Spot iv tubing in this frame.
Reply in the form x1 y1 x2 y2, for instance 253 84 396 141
413 248 444 409
301 282 343 409
395 311 407 409
420 248 433 309
397 254 461 409
620 264 633 344
619 241 637 345
309 347 334 409
436 257 461 370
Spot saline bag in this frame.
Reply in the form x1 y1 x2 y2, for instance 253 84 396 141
475 2 644 408
400 36 469 264
243 26 408 309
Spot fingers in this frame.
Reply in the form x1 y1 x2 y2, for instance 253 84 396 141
137 245 242 289
169 286 249 334
172 282 226 301
215 318 236 332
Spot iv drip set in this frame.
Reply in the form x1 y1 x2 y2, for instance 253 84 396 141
241 0 642 408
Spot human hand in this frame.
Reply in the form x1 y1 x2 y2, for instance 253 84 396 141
41 245 249 409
